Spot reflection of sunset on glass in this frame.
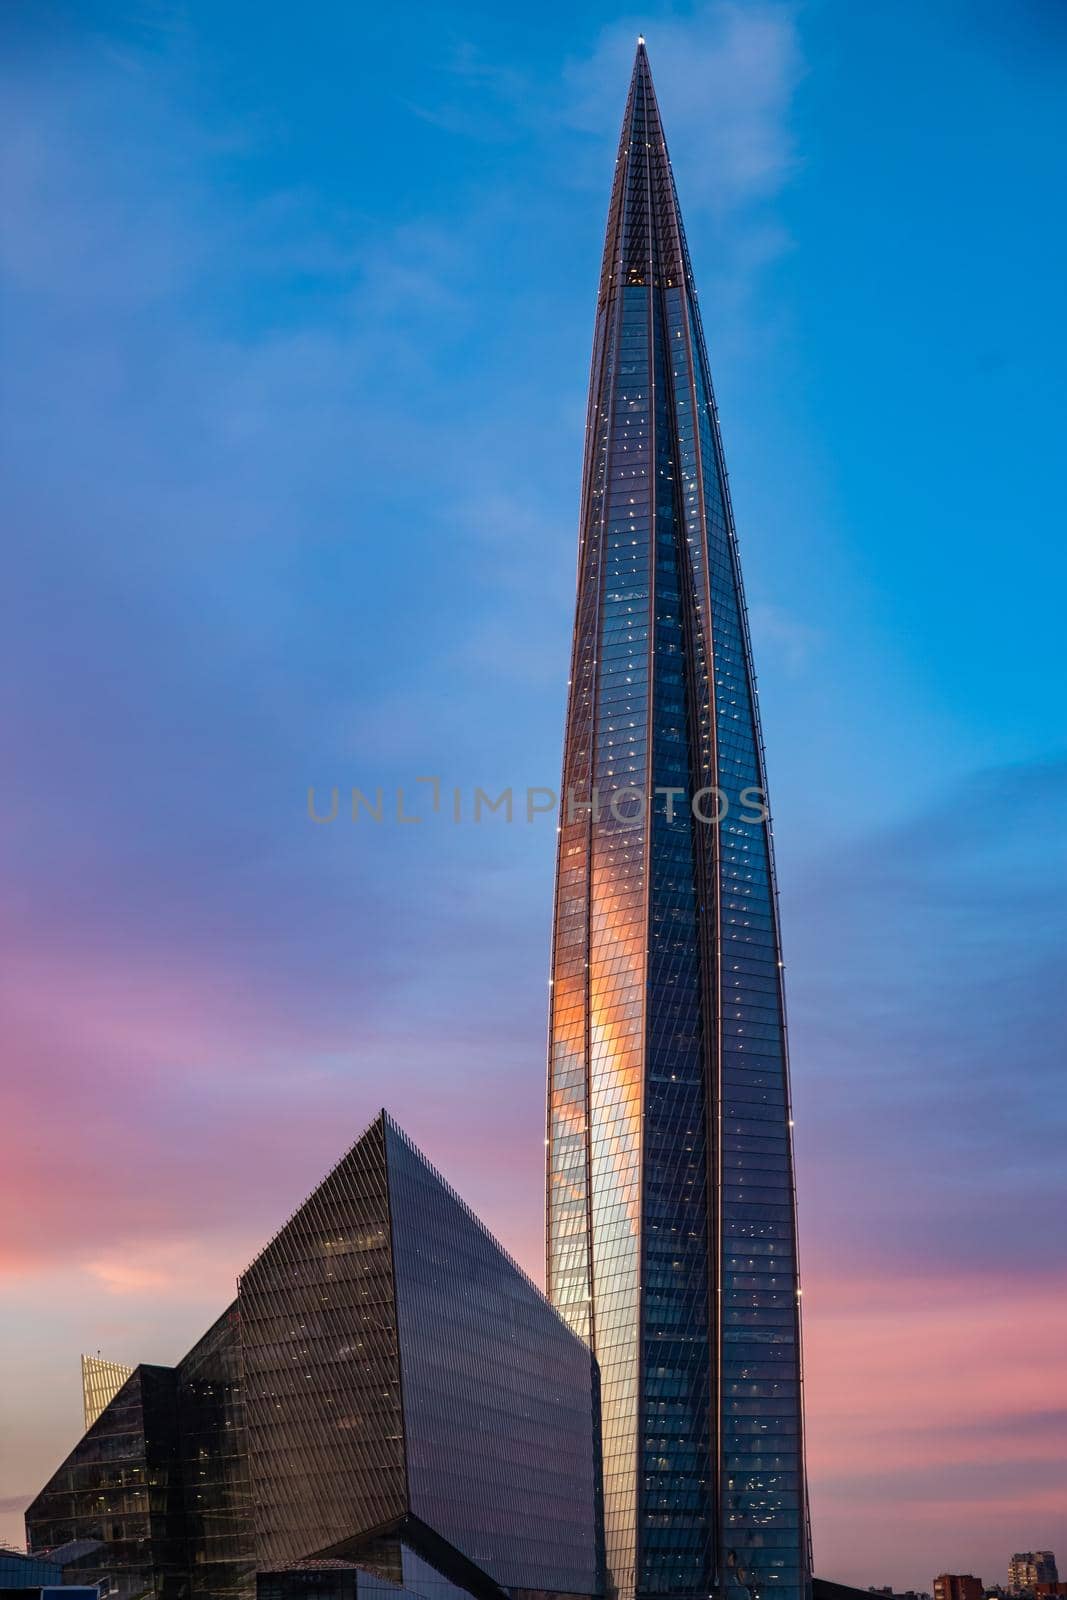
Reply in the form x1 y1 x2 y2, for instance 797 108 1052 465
543 42 810 1594
2 0 1066 1592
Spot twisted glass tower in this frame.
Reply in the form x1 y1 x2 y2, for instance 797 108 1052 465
546 41 810 1600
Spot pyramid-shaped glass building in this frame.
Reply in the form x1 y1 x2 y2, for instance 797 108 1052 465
26 1114 603 1600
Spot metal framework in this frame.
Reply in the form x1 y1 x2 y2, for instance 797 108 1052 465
80 1352 134 1431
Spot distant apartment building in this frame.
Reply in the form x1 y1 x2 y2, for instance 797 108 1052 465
1010 1556 1059 1595
934 1575 984 1600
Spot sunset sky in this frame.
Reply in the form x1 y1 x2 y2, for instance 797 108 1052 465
2 0 1065 1587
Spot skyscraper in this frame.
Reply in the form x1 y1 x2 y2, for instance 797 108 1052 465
546 41 810 1600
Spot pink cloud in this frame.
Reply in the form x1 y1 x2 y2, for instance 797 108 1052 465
803 1265 1067 1587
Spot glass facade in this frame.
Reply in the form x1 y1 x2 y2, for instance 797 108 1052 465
547 42 810 1600
387 1119 602 1598
25 1365 188 1600
238 1114 408 1570
256 1556 466 1600
258 1565 365 1600
27 1115 603 1600
238 1111 601 1600
177 1305 256 1600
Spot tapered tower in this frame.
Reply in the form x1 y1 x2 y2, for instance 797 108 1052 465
546 41 810 1600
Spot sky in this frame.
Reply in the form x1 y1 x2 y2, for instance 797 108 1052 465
1 0 1065 1587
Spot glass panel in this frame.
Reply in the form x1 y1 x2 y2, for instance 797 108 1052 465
387 1119 602 1599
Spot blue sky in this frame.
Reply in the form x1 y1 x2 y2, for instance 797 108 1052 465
1 0 1065 1585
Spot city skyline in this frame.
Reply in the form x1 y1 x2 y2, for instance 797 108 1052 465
1 1 1065 1592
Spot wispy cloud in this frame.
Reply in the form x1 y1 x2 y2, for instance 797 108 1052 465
805 1269 1067 1582
83 1238 241 1299
0 25 553 1306
791 752 1067 1276
793 754 1067 1582
404 41 534 141
750 600 824 674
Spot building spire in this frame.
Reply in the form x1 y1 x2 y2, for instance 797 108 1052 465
597 36 688 306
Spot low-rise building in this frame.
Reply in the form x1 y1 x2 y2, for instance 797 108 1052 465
934 1575 984 1600
0 1544 99 1600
